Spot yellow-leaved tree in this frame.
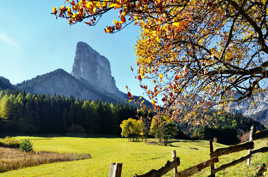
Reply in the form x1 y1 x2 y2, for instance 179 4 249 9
53 0 268 119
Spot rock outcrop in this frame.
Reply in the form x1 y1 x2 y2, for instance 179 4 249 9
0 76 15 90
2 41 268 124
227 90 268 126
72 42 121 96
16 42 131 103
17 69 117 102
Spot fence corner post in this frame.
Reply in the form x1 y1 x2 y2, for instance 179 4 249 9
109 163 123 177
209 139 216 177
172 150 178 177
247 126 254 166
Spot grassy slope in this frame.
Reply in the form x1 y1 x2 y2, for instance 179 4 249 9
0 137 267 177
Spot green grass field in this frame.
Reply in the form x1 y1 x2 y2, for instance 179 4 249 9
0 137 267 177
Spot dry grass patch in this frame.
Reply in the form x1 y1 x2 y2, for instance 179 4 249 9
0 147 91 172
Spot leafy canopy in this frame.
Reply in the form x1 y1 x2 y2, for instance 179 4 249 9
120 118 144 138
53 0 268 115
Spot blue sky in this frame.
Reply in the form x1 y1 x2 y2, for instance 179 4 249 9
0 1 144 96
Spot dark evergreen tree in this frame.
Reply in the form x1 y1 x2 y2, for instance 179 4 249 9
0 90 137 136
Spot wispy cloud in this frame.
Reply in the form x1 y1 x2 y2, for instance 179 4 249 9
0 33 21 49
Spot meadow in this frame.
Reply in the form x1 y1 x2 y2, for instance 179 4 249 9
0 137 267 177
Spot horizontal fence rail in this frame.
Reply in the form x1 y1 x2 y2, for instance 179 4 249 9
214 146 268 173
109 127 268 177
176 158 218 177
134 157 180 177
211 141 254 157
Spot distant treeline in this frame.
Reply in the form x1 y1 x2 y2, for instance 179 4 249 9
0 90 136 136
178 110 265 144
0 90 265 145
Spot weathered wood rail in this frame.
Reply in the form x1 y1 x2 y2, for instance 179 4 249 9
210 141 254 157
134 155 180 177
109 127 268 177
176 158 218 177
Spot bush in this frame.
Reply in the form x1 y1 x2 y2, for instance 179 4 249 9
19 139 33 152
0 137 20 148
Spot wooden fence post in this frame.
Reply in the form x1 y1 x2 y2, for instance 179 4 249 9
109 163 123 177
209 139 216 177
172 150 178 177
247 126 254 166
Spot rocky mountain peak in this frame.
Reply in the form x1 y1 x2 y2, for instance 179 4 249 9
72 41 119 95
10 41 150 105
0 76 14 90
76 41 97 55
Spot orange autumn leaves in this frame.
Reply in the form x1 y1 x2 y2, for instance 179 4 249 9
53 0 268 115
52 0 192 33
52 0 127 29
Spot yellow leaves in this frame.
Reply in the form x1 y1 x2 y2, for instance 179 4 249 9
109 3 122 9
210 48 220 59
104 26 114 33
137 57 154 65
72 13 78 19
60 5 65 11
224 46 243 63
159 73 163 80
53 0 263 108
51 7 57 15
72 4 78 11
113 20 123 25
67 7 73 17
96 2 103 9
225 51 234 62
85 1 93 9
173 22 180 27
136 33 161 65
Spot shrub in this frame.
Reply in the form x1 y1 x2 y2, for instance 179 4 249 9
0 137 20 148
0 147 91 172
19 139 33 152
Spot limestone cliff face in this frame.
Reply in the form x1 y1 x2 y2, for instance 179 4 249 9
72 42 120 95
16 42 127 103
17 69 117 102
5 41 268 124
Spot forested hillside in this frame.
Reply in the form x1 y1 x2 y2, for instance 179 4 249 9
0 90 265 144
0 90 136 136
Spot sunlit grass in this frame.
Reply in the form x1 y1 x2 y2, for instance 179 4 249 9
0 137 267 177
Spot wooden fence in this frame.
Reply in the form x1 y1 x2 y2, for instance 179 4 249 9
109 127 268 177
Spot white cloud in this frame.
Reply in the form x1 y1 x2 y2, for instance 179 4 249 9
0 33 21 49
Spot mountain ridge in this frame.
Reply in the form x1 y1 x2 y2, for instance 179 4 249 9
0 76 15 90
15 42 141 104
227 90 268 126
2 41 267 125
